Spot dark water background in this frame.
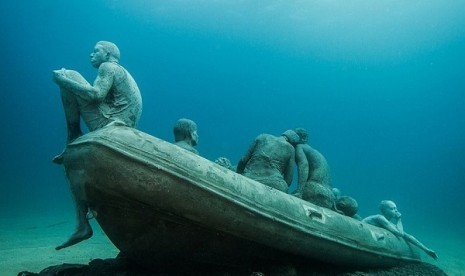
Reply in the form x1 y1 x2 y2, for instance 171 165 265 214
1 0 464 241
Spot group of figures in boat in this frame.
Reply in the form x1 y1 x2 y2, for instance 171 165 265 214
51 41 437 261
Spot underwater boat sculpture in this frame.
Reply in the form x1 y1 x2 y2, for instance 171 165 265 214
63 126 423 270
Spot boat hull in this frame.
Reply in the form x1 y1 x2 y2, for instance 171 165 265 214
63 126 422 269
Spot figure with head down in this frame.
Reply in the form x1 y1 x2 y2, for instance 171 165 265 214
293 128 335 209
52 41 142 250
330 187 361 219
173 118 199 154
363 200 438 260
236 130 300 193
214 157 236 171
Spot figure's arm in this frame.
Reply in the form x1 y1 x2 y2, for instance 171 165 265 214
54 63 114 102
236 138 258 174
402 233 438 259
295 145 309 194
283 147 295 186
395 217 404 234
375 216 438 260
375 216 403 236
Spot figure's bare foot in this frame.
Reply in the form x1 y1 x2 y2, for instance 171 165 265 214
52 151 65 164
53 131 83 165
55 223 93 250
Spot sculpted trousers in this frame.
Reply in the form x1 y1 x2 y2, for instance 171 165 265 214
59 70 111 142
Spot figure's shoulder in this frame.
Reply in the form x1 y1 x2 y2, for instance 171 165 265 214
98 61 122 72
304 144 318 154
363 214 381 222
306 145 327 160
255 133 271 140
297 144 314 156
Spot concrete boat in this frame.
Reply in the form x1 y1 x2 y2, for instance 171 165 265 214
63 126 422 270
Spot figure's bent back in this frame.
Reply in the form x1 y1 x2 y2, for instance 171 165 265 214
98 62 142 129
245 135 292 174
242 134 294 192
303 144 331 186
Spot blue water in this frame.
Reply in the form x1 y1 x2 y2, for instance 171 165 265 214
1 0 464 257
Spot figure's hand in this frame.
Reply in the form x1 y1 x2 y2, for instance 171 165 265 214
427 249 438 260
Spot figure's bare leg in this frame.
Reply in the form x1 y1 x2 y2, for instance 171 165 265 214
53 70 88 164
56 148 94 250
52 104 82 163
55 198 93 250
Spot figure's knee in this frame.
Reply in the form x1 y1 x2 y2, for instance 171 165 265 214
63 70 87 83
55 69 89 88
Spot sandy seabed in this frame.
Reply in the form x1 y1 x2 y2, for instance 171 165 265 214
0 212 463 276
0 212 118 276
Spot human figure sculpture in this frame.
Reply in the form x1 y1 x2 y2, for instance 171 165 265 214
363 200 438 260
52 41 142 250
214 157 236 171
236 130 299 193
331 187 361 219
173 118 199 154
293 128 335 209
335 196 361 220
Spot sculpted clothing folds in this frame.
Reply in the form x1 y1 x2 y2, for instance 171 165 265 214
60 63 142 132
